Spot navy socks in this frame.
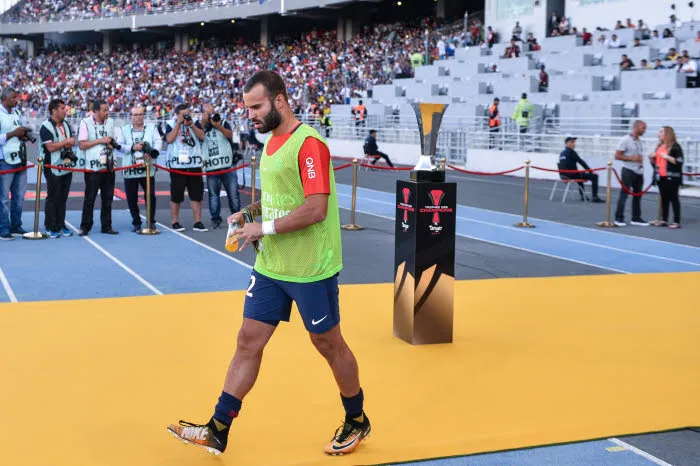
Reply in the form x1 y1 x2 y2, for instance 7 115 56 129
341 388 364 421
212 391 242 429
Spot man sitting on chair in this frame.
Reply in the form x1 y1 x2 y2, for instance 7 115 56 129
559 136 604 203
363 130 394 167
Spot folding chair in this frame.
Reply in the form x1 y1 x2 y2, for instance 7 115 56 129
361 143 384 172
549 162 587 203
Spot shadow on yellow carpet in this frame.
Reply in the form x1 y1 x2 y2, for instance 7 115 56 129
0 272 698 466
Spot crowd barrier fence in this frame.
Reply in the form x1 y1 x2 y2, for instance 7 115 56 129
3 154 700 240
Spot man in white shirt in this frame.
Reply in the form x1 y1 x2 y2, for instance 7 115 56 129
606 34 622 48
678 56 698 87
614 120 648 226
437 38 446 60
0 87 29 240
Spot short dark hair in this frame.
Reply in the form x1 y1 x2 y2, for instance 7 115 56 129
174 104 189 115
0 87 17 101
522 93 527 99
243 70 288 102
92 99 108 112
48 99 65 115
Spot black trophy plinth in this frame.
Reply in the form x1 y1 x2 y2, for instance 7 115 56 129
393 176 456 345
410 169 445 183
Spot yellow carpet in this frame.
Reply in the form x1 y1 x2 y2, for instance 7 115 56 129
1 273 699 466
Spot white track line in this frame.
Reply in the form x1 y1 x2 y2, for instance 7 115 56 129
144 217 253 270
346 206 629 274
0 264 18 303
608 438 674 466
65 221 163 295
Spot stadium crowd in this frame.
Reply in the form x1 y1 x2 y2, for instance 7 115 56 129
0 17 477 118
1 0 260 23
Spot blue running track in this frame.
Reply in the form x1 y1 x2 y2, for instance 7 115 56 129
336 184 700 275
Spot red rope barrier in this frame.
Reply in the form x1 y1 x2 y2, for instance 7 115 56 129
0 164 35 175
154 163 248 177
114 163 147 172
358 163 413 171
44 165 105 173
683 171 700 176
333 163 353 171
612 168 655 197
447 164 524 176
531 165 606 174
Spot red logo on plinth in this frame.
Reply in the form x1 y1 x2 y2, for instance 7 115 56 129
397 187 414 232
419 189 453 235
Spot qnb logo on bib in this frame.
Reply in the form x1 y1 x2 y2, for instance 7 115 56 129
305 157 316 179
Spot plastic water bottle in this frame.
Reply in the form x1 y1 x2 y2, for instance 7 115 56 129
225 222 239 252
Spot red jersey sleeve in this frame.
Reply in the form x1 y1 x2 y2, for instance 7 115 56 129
298 137 331 196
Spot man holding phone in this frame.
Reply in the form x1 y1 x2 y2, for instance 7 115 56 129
614 120 649 226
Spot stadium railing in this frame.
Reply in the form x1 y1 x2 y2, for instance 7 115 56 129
542 117 700 139
21 114 700 186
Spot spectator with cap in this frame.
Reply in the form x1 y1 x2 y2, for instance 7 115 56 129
363 130 394 168
558 136 604 203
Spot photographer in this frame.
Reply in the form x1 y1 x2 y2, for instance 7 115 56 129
40 99 76 238
77 99 118 236
165 103 207 232
200 103 240 230
115 105 161 232
0 87 30 240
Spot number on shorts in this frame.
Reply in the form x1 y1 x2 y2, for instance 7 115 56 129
246 275 256 297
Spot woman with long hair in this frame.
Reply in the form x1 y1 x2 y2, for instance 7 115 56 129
650 126 684 229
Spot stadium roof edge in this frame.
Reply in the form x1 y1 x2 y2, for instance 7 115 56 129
0 0 357 35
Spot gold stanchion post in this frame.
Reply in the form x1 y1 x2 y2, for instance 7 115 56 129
342 159 364 231
23 158 48 240
138 161 160 235
596 161 618 228
251 155 257 206
514 160 535 228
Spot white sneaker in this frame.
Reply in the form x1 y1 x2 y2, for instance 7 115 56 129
614 220 626 227
630 219 649 226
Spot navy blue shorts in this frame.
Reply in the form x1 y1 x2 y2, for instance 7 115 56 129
243 269 340 334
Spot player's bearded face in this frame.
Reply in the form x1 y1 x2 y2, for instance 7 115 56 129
255 99 282 133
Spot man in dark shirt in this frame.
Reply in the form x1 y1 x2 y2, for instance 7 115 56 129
559 136 604 202
363 130 394 167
